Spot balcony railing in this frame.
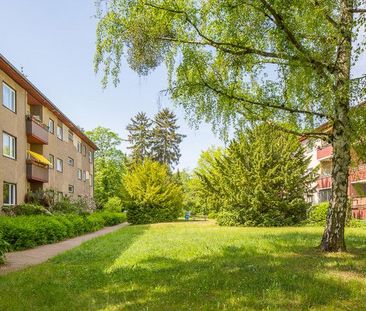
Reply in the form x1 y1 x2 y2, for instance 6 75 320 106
26 115 49 144
317 175 332 189
26 160 49 183
317 144 333 161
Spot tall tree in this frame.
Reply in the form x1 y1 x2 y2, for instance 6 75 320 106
126 112 153 163
85 126 122 161
195 124 314 226
94 0 366 251
86 127 126 205
150 108 185 168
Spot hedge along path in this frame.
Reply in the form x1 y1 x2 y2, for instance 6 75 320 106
0 222 128 275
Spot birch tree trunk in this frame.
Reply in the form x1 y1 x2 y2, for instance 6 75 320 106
320 0 353 252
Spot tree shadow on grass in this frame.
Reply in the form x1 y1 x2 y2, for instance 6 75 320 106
1 227 366 311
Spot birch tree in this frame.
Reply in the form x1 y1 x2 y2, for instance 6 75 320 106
94 0 366 251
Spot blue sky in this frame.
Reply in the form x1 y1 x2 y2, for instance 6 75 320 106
0 0 222 170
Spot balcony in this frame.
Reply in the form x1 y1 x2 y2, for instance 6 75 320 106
26 115 49 144
26 160 49 183
317 145 333 161
317 175 332 189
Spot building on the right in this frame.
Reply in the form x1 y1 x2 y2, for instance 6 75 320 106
302 119 366 220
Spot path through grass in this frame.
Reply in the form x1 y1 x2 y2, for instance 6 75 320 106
1 221 366 310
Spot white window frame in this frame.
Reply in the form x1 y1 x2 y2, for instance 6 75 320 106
56 124 63 140
82 170 86 182
3 182 16 205
48 119 54 134
2 132 16 159
89 151 93 163
56 158 63 172
77 169 82 180
2 82 16 112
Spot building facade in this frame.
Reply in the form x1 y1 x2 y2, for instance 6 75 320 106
303 132 366 219
0 54 97 206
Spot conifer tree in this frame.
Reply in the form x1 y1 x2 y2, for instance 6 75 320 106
150 108 185 168
126 112 152 163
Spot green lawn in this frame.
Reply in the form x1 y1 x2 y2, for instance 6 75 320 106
1 222 366 310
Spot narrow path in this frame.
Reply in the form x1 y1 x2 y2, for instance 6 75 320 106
0 222 128 275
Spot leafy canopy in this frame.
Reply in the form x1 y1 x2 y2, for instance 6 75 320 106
95 0 365 137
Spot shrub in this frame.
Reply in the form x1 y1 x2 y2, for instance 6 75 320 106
2 204 52 216
24 189 55 207
307 202 329 224
104 197 122 212
0 232 9 264
216 210 241 226
123 160 183 224
0 212 127 251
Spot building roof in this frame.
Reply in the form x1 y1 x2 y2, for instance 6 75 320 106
0 54 98 150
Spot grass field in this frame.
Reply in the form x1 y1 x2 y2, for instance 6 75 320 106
1 221 366 310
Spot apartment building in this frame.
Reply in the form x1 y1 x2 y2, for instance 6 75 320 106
0 54 97 206
302 122 366 219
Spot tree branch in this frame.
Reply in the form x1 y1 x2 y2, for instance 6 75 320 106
349 8 366 13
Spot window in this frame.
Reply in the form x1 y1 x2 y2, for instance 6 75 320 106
68 130 74 142
67 157 74 166
82 170 86 182
57 124 63 140
2 132 16 159
68 185 74 193
88 151 93 163
48 119 54 134
57 192 63 201
49 154 54 169
56 158 63 172
2 83 16 112
81 144 86 156
77 141 81 153
319 189 331 203
3 182 16 205
77 169 82 180
353 183 366 197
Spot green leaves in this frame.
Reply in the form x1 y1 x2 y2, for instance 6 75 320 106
123 159 184 224
193 124 314 226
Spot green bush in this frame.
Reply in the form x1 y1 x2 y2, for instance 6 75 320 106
0 212 127 251
2 204 52 216
104 197 123 212
123 160 183 224
216 210 241 226
307 202 329 224
0 232 9 264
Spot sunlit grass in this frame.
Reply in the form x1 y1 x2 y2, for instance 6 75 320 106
0 221 366 310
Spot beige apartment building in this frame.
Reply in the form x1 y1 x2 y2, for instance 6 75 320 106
0 54 97 206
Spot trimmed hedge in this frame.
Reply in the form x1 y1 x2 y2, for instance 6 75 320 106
0 212 126 251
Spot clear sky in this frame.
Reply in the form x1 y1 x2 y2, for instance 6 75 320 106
0 0 222 171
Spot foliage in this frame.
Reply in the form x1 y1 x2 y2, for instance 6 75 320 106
0 231 9 264
2 223 366 309
126 112 153 163
86 127 127 205
103 196 123 213
195 124 313 226
307 202 330 225
0 212 126 251
150 108 185 168
24 189 55 207
1 204 51 216
216 210 241 227
94 0 366 250
85 126 123 161
123 159 183 224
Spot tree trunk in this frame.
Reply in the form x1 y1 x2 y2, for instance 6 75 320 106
320 0 353 252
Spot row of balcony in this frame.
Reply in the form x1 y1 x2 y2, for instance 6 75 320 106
26 115 49 144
